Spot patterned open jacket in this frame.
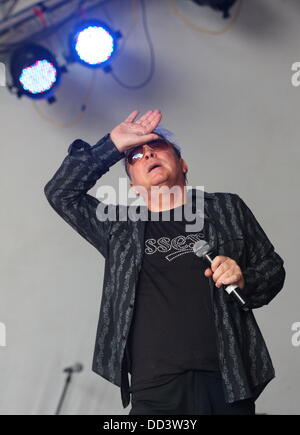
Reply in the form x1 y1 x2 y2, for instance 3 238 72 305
44 133 286 409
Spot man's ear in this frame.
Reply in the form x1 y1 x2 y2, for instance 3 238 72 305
181 158 188 174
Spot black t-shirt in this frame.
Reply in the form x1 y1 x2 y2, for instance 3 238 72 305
127 204 220 393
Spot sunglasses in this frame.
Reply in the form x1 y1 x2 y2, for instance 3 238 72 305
126 140 171 165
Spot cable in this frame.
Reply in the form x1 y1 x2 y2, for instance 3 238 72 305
101 1 115 26
169 0 243 35
41 2 67 54
110 0 155 90
0 0 113 51
2 0 18 20
109 0 139 63
0 0 80 50
0 0 72 26
32 69 97 127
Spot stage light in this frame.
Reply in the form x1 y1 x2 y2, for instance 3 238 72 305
10 43 61 101
192 0 237 18
69 20 120 69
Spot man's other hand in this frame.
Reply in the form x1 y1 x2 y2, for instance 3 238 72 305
110 109 162 152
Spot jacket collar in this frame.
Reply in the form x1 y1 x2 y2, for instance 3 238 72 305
203 191 215 200
190 188 215 201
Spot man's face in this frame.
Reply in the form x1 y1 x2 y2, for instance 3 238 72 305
126 139 188 192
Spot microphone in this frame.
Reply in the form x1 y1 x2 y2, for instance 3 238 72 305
193 240 249 310
55 363 84 415
63 363 84 374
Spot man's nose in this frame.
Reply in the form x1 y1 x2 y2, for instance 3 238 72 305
143 145 156 159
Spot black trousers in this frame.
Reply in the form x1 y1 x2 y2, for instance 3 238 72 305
129 370 255 415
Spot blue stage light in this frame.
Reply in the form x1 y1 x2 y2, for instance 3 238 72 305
19 59 57 94
70 21 119 68
10 43 61 100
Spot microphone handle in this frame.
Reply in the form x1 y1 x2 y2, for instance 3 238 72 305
204 253 249 311
224 284 248 310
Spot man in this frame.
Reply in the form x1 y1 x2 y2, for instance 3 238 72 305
44 109 285 415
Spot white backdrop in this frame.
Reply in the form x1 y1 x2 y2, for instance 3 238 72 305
0 0 299 414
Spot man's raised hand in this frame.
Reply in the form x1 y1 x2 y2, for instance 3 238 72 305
110 109 162 152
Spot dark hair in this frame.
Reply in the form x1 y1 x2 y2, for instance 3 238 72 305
124 141 187 184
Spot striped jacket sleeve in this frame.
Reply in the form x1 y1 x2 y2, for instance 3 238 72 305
235 194 286 309
44 133 124 258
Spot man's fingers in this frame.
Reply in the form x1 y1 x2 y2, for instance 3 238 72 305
211 255 227 273
139 113 162 135
204 268 212 277
215 271 233 288
139 133 161 144
137 109 161 129
135 110 154 125
147 110 162 129
124 110 139 123
145 109 161 125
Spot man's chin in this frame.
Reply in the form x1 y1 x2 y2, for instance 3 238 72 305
148 169 168 182
149 175 168 186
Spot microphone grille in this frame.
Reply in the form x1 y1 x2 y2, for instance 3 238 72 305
74 363 84 372
193 240 212 258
